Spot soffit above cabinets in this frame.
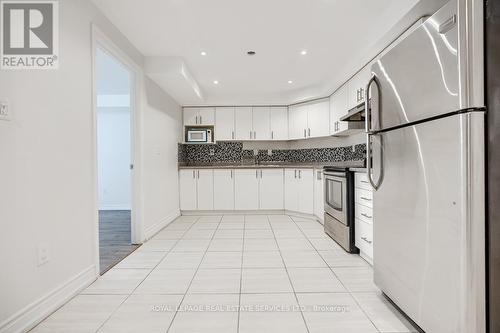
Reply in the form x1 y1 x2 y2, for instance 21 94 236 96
92 0 449 105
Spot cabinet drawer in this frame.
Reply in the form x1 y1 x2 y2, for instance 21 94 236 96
355 219 373 259
355 172 372 190
355 188 373 208
355 203 373 224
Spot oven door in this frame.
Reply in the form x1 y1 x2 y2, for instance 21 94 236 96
187 130 208 142
324 172 347 225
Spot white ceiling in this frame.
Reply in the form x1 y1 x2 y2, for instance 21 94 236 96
92 0 421 105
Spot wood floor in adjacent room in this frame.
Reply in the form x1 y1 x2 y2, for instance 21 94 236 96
99 210 139 274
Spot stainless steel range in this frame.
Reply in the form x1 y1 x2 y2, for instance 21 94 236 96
323 167 357 253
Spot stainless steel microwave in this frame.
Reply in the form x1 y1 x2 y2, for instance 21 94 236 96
185 127 213 143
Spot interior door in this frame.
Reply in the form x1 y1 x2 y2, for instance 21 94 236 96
235 107 253 140
252 107 271 140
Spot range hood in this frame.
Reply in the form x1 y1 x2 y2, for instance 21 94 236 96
340 102 366 122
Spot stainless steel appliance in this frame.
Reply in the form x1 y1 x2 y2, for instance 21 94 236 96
185 127 213 143
365 2 485 333
323 168 357 253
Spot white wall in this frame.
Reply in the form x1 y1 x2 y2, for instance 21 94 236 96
0 0 182 331
97 107 131 210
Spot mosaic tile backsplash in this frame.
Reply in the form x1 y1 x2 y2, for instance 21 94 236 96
178 142 366 164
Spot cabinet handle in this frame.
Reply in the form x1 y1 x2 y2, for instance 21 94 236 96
299 170 302 179
294 170 297 178
361 237 373 244
230 170 233 178
195 115 198 124
271 131 274 139
360 88 364 101
256 170 258 178
232 131 235 140
260 170 263 178
192 170 195 179
200 115 202 124
308 128 311 137
361 196 372 201
361 180 369 184
317 171 322 180
361 213 372 219
197 170 200 179
304 129 306 138
250 131 252 139
254 131 256 139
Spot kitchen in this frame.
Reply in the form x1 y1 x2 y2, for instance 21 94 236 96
0 0 495 333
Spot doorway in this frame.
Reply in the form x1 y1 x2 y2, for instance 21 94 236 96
95 44 138 274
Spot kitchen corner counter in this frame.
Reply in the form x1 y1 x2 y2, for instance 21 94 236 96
178 160 366 170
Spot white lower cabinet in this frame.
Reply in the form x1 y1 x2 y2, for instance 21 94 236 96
313 169 324 222
259 169 284 210
179 169 214 210
284 169 314 214
179 169 197 210
213 169 234 210
354 172 374 264
234 169 259 210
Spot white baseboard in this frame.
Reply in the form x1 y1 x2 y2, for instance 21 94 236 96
180 209 322 224
144 210 181 240
0 265 97 333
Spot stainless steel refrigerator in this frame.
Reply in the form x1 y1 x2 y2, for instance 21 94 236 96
365 1 486 333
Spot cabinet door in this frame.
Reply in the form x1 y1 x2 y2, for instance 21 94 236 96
270 107 288 140
284 169 299 211
297 169 314 214
179 169 197 210
235 107 253 140
288 105 307 140
252 107 271 140
196 169 214 210
330 85 349 135
259 169 284 210
313 169 325 220
234 169 259 210
348 66 371 109
214 169 235 210
197 107 215 125
215 107 235 141
307 99 330 138
183 108 199 126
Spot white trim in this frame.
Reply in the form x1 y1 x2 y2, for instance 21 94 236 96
91 24 145 273
0 265 97 333
144 210 181 240
98 205 131 211
180 209 319 221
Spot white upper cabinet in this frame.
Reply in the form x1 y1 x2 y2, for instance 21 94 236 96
234 169 259 210
330 84 349 135
235 107 253 141
183 107 215 126
347 66 371 110
213 169 234 210
252 107 271 140
289 105 308 140
270 107 288 140
259 169 284 210
307 99 330 138
215 107 235 141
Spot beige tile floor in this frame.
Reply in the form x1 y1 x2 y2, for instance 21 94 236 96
31 214 419 333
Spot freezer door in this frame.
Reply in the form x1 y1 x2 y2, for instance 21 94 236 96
370 1 459 131
372 113 484 333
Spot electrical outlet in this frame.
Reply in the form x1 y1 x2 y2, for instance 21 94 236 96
352 145 356 153
0 100 11 121
209 148 215 156
38 243 50 266
267 149 272 156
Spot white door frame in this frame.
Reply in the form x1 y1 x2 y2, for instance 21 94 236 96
91 25 144 274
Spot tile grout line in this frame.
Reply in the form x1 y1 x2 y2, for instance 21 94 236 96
165 215 224 333
269 215 311 333
289 216 382 333
93 216 203 333
236 215 246 333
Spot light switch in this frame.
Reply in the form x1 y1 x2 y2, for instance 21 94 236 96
38 243 50 266
0 100 11 121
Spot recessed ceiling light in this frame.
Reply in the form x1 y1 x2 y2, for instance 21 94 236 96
213 80 219 85
288 80 293 84
247 51 256 56
200 51 207 56
300 50 307 55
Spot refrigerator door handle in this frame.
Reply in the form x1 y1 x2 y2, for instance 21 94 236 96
366 74 383 190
